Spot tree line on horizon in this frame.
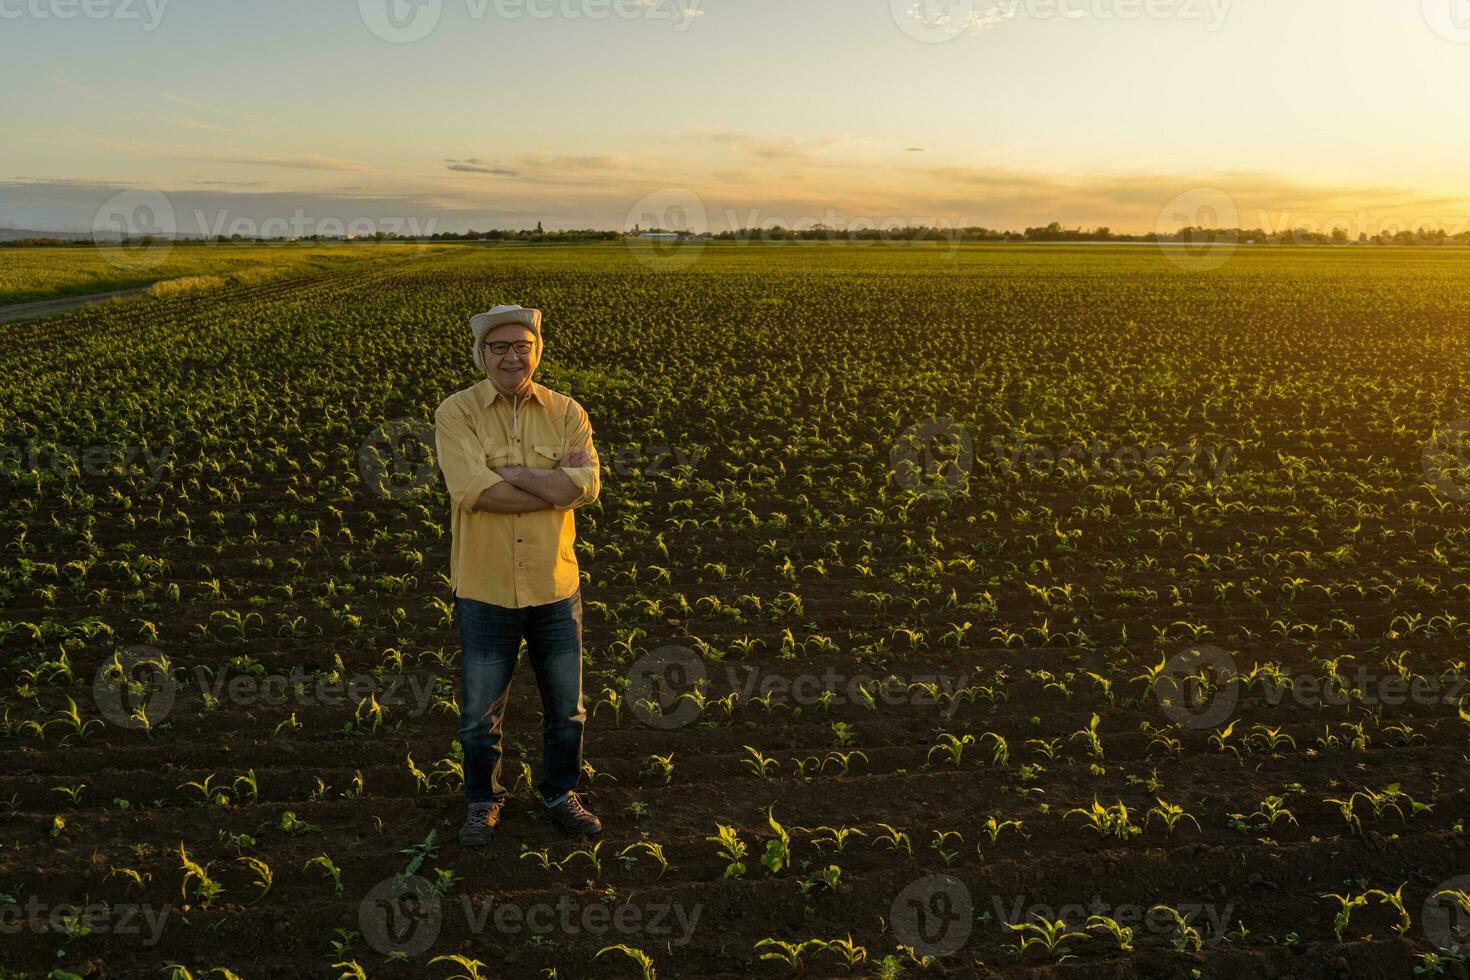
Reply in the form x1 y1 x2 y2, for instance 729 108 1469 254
6 221 1468 247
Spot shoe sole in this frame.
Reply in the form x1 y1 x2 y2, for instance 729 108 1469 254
459 830 496 846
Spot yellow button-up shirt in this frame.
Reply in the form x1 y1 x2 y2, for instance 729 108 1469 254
434 378 599 608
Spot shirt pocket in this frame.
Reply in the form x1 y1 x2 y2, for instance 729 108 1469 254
481 436 516 468
532 443 563 468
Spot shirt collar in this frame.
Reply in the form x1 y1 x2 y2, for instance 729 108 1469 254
480 378 545 408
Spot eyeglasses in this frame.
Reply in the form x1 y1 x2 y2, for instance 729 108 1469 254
483 340 534 356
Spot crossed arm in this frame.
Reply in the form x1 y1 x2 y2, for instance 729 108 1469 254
437 398 600 516
472 450 592 513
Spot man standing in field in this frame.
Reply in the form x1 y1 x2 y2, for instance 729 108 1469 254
434 304 602 846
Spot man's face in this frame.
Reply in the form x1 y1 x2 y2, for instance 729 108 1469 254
483 323 539 394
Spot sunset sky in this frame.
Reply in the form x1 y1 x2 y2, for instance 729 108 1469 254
4 0 1470 235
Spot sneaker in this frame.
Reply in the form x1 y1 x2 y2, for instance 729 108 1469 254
458 800 502 846
546 791 602 836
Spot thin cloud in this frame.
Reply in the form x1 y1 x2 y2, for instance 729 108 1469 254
699 130 847 161
50 76 104 100
445 158 519 176
159 92 220 112
190 179 266 188
124 112 233 134
171 154 372 172
518 152 629 172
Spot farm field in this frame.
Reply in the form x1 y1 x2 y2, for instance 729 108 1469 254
3 241 1470 979
0 243 449 306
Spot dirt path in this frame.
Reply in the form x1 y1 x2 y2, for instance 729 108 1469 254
0 285 151 324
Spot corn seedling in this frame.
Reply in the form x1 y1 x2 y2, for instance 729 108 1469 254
815 934 868 971
1146 797 1201 836
1149 904 1204 952
930 829 963 866
1321 890 1370 942
1005 914 1085 962
743 745 781 780
822 750 867 775
305 854 343 895
429 954 494 980
1365 883 1412 935
926 732 974 768
619 839 673 879
237 855 273 903
558 840 603 882
762 807 792 874
1066 798 1141 839
178 841 223 908
706 824 747 878
641 752 676 785
520 845 555 871
754 938 812 973
980 731 1010 768
873 823 912 857
980 815 1025 844
809 825 867 853
798 863 843 894
1087 915 1135 951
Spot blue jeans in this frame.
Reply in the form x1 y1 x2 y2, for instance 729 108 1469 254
455 590 585 808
